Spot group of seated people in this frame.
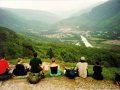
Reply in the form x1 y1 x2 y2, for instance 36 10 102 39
0 53 103 82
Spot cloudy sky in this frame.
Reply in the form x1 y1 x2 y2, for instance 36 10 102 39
0 0 109 13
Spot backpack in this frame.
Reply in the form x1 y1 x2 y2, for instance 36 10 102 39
27 72 45 84
65 68 77 79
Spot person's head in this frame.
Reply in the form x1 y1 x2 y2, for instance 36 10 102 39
95 60 100 65
80 56 86 63
17 58 23 64
33 53 37 58
51 58 56 63
0 54 5 60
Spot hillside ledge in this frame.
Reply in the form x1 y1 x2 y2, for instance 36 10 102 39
0 77 119 90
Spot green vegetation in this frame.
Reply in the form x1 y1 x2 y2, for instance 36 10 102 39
0 27 118 80
33 41 120 67
0 27 35 58
0 27 119 68
0 0 120 82
46 48 55 59
88 37 120 49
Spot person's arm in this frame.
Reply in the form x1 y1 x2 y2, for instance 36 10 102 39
30 60 32 66
58 64 60 69
86 63 88 69
38 59 42 69
5 60 10 69
100 66 102 72
21 64 26 70
75 63 78 70
39 58 42 65
93 66 95 71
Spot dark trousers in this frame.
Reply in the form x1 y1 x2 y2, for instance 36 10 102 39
0 71 12 81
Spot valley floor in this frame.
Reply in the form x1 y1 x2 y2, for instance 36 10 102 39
0 77 119 90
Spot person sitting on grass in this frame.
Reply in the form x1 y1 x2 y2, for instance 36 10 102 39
0 54 12 81
13 58 27 76
93 61 103 80
50 58 61 76
75 57 88 78
30 53 43 73
27 53 44 84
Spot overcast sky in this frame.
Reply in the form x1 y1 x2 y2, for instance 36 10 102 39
0 0 109 13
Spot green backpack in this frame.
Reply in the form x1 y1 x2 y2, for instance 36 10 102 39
27 72 44 84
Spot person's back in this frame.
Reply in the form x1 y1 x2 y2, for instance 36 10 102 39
50 58 61 76
13 58 27 76
76 57 88 78
0 59 9 75
50 66 58 74
50 63 58 68
93 66 102 74
30 53 42 73
0 55 12 81
28 53 43 84
93 61 103 80
16 64 25 70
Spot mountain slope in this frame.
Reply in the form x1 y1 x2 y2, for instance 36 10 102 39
57 0 120 39
0 8 59 33
0 27 35 58
0 9 24 32
9 9 59 24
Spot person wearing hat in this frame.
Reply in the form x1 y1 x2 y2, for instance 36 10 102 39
75 57 88 78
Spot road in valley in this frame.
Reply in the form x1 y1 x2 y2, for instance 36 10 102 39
80 35 93 47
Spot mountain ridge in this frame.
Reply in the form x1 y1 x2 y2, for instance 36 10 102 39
0 8 60 33
56 0 120 39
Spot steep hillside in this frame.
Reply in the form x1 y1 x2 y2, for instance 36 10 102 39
0 27 35 58
57 0 120 39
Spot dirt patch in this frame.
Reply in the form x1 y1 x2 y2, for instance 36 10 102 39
0 77 119 90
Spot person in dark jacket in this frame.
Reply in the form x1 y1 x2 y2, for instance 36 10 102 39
13 58 27 76
30 53 42 73
93 61 103 80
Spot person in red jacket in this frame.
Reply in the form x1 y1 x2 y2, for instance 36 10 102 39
0 54 12 81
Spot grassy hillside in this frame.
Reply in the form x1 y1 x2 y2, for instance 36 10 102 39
0 27 35 58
